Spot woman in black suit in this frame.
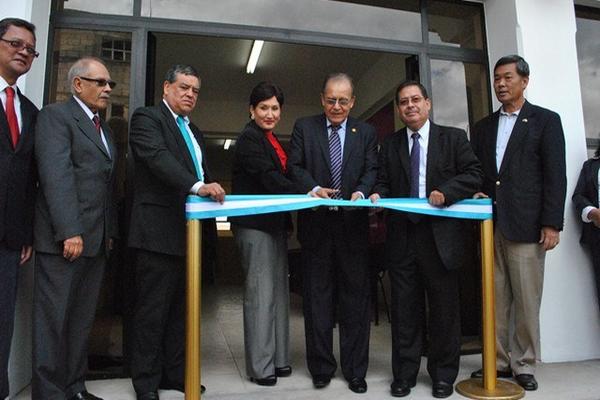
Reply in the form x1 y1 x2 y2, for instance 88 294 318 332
231 82 297 386
573 146 600 311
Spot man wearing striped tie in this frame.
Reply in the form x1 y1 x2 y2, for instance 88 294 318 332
288 73 378 394
128 65 225 400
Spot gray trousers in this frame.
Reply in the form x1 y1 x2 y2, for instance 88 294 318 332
494 228 546 375
32 252 105 400
234 226 289 379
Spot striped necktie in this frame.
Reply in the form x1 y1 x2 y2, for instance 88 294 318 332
329 124 342 199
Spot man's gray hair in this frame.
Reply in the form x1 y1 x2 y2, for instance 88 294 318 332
165 64 200 83
321 72 354 94
67 57 106 94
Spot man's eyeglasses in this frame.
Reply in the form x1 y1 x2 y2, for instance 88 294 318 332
324 97 352 107
0 38 39 58
79 76 117 89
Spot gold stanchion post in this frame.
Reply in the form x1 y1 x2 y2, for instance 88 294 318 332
456 219 524 400
186 219 202 399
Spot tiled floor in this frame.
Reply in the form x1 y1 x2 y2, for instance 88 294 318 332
15 285 600 399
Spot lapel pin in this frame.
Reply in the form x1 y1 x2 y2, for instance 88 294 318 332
351 127 357 133
522 118 528 123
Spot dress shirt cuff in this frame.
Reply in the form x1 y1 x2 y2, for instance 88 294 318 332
582 206 595 223
311 185 321 195
356 191 365 199
190 181 205 195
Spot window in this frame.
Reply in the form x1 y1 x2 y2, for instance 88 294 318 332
101 39 132 62
576 6 600 150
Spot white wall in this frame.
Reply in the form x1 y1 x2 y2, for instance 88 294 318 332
484 0 600 362
0 0 51 395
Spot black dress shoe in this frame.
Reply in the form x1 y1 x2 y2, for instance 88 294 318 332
390 380 413 397
470 368 513 378
136 392 159 400
432 381 454 398
250 375 277 386
312 374 332 389
348 377 367 394
515 374 538 391
69 391 103 400
275 365 292 377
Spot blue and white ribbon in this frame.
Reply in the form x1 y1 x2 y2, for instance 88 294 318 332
185 195 492 221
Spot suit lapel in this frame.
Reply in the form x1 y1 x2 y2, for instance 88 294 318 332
0 103 12 150
426 123 440 188
316 114 332 170
16 91 34 152
394 128 410 182
69 97 111 159
341 118 357 171
264 133 285 173
499 101 531 175
160 102 197 175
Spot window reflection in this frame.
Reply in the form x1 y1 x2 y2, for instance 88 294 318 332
55 0 133 15
576 7 600 143
428 0 485 50
430 59 490 137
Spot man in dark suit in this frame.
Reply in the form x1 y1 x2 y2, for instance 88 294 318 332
573 153 600 311
0 17 39 400
288 73 378 394
32 57 117 400
128 64 225 400
470 55 566 391
370 81 482 398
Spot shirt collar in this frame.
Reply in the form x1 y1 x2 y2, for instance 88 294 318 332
163 99 189 124
326 118 347 131
407 119 430 142
0 75 17 94
73 95 98 120
499 107 521 117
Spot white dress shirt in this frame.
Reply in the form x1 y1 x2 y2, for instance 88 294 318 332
407 119 430 199
73 95 110 156
496 108 521 171
0 76 23 134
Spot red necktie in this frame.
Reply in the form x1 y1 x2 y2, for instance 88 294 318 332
5 87 19 149
92 115 101 134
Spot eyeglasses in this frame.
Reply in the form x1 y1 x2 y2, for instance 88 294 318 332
79 76 117 89
324 97 352 107
0 38 39 58
398 96 425 107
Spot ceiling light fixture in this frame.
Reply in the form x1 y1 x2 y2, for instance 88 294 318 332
246 40 264 74
223 139 232 150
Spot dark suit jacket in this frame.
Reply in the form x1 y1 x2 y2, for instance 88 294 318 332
471 101 567 243
128 101 212 257
231 121 296 233
34 96 117 257
288 114 378 248
373 123 483 270
573 157 600 246
0 88 38 249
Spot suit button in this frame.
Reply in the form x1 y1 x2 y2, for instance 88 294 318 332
493 201 497 205
496 180 500 186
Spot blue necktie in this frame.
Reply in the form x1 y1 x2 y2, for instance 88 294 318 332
410 132 420 198
329 125 342 199
176 115 203 180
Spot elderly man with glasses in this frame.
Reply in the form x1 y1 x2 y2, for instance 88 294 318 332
32 57 118 400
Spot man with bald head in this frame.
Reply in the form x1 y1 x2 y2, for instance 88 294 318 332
32 57 118 400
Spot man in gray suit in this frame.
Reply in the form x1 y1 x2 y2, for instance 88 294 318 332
32 57 117 400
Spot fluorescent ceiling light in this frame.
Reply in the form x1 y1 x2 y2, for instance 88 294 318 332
223 139 232 150
246 40 264 74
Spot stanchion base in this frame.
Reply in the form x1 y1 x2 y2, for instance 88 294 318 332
456 378 525 400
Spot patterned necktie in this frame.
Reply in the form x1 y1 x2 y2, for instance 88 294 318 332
5 87 19 149
176 115 204 180
92 115 101 134
410 132 420 198
329 124 342 199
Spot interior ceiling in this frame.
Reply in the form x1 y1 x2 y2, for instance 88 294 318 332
154 32 398 109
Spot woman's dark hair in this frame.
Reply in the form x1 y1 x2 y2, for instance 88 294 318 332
249 81 284 108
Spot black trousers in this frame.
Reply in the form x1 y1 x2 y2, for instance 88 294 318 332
389 219 461 384
0 243 19 399
32 252 106 400
590 243 600 314
302 210 370 381
130 249 185 394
